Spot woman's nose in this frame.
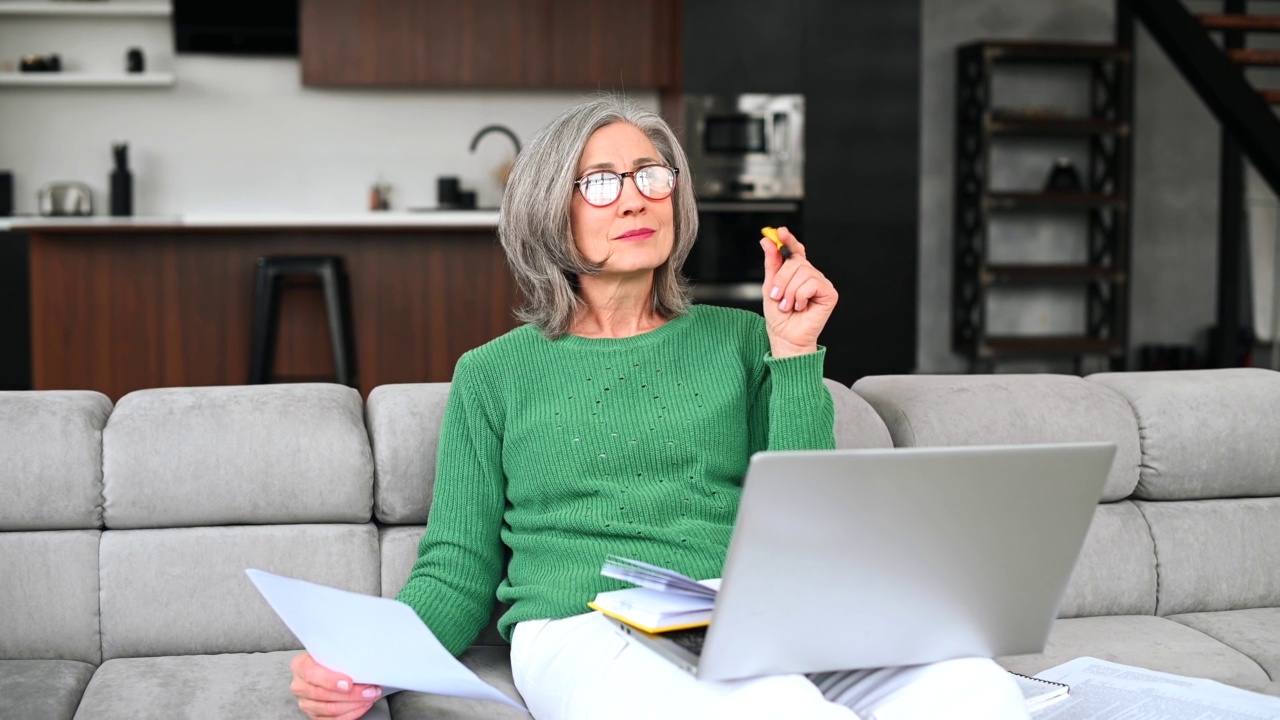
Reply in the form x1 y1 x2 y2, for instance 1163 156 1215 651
616 179 646 214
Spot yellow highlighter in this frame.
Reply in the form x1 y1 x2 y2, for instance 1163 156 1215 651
761 226 793 259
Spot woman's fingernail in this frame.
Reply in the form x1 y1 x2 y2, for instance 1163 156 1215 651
770 286 780 299
337 681 350 692
779 298 789 311
362 687 380 699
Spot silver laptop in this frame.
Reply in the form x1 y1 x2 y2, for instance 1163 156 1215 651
613 442 1116 682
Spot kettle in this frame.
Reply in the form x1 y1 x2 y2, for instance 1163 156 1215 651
38 182 93 217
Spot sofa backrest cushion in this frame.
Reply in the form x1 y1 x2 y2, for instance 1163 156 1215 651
0 529 101 664
1139 498 1280 615
1089 369 1280 501
824 379 894 450
0 391 111 530
98 524 379 659
367 384 450 525
1055 501 1157 618
851 374 1142 502
102 384 374 528
367 381 892 526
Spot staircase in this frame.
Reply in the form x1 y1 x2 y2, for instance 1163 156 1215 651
1123 0 1280 366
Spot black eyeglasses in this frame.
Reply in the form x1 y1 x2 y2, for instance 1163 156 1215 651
573 165 679 207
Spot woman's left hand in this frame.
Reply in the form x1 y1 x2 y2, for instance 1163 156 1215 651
759 226 839 358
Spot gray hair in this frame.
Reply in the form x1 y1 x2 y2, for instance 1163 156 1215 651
498 94 698 338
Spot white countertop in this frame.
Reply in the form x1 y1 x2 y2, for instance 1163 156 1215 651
0 211 501 231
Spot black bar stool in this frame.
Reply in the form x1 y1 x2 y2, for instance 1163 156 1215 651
248 255 357 388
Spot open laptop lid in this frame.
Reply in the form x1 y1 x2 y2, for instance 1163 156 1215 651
697 442 1116 681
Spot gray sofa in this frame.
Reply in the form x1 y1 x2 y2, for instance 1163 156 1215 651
2 369 1277 719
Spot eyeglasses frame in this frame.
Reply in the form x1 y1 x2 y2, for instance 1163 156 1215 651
572 165 680 207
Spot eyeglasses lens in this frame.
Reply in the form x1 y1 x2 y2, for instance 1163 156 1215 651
581 174 621 206
635 166 675 200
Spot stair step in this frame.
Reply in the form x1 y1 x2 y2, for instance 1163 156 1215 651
1226 48 1280 66
1199 14 1280 33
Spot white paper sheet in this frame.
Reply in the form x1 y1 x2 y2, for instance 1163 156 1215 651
1031 656 1280 719
245 569 526 710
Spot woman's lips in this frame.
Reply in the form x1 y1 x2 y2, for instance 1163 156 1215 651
615 228 656 241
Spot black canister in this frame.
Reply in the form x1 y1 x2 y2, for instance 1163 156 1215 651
126 48 145 74
437 176 460 208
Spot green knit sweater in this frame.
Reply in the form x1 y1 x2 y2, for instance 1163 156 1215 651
395 304 835 655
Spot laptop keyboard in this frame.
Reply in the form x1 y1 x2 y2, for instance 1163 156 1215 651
664 627 707 657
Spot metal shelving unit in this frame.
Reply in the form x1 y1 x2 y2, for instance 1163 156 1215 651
952 41 1134 372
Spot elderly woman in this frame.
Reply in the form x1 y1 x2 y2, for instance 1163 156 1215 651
289 96 1027 720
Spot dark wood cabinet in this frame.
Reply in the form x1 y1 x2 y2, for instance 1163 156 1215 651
301 0 680 89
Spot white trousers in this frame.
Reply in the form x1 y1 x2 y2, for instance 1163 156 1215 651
510 613 1030 720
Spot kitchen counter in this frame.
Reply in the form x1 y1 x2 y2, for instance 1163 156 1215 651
20 218 519 400
0 211 501 232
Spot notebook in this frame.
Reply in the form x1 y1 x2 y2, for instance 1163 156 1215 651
608 443 1116 682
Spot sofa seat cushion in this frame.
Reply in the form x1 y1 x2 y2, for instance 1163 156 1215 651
387 646 528 719
72 651 389 720
1169 607 1280 694
0 659 96 720
996 615 1271 692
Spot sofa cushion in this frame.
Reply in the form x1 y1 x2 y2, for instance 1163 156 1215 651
1169 608 1280 690
0 659 96 720
387 646 528 719
996 615 1271 693
0 530 100 664
823 379 893 450
367 384 451 525
102 384 373 528
99 524 379 660
1137 498 1280 615
72 650 391 720
852 374 1141 502
1089 368 1280 500
0 391 110 530
1056 501 1156 618
381 525 508 648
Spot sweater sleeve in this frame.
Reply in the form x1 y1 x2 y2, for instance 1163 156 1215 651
747 340 837 454
395 352 507 656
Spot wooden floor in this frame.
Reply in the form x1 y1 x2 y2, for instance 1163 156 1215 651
28 228 521 401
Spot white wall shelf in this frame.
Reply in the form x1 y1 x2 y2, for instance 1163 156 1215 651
0 72 175 86
0 2 171 17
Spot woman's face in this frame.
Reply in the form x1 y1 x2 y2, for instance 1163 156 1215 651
569 122 676 278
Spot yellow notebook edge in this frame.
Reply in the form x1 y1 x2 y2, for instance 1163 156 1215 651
586 601 712 634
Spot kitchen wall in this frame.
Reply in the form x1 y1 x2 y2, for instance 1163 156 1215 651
2 3 1239 374
918 0 1221 372
0 13 657 216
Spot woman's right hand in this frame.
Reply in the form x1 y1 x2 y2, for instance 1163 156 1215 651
289 652 383 720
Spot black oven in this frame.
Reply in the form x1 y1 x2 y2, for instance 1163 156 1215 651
685 200 803 311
